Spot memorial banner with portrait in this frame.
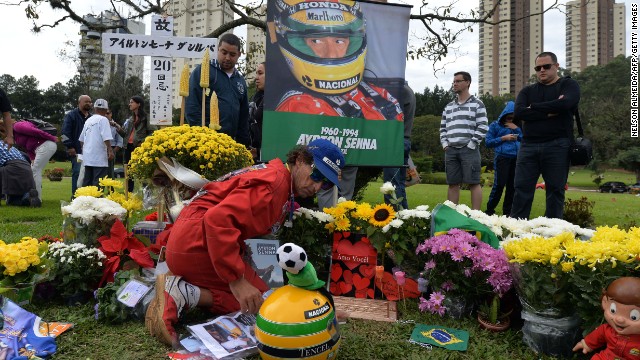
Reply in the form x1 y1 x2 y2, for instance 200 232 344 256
261 0 411 166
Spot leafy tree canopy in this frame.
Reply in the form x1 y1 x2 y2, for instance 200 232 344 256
5 0 567 70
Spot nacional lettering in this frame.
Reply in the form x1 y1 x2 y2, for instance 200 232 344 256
304 302 330 319
315 75 360 91
307 10 344 22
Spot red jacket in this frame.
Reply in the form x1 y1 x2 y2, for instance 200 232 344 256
584 324 640 360
165 159 291 313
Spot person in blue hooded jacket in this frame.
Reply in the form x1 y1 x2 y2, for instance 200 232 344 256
484 101 521 216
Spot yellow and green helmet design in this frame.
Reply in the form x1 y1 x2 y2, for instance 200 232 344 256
255 285 340 359
274 0 367 94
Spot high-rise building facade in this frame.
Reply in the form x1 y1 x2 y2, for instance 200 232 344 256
478 0 544 96
165 0 235 108
565 0 626 73
245 5 267 84
78 11 145 90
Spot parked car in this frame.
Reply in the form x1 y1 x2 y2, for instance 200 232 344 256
598 181 629 193
535 182 569 190
113 168 125 178
627 182 640 194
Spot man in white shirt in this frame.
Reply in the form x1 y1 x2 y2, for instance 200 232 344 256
79 98 114 187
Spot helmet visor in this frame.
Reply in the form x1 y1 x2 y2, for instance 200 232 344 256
286 32 364 59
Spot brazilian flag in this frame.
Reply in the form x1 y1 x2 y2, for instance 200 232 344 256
430 204 500 249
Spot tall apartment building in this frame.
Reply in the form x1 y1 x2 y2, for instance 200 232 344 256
565 0 626 73
478 0 544 96
165 0 234 108
245 5 267 84
78 11 145 90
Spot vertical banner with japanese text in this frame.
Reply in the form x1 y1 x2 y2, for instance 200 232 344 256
262 0 412 166
102 16 216 126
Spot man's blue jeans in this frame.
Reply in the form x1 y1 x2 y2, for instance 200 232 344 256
510 138 570 219
71 156 80 198
383 139 411 210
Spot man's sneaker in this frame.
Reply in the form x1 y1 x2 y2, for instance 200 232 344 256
145 274 198 348
28 189 41 208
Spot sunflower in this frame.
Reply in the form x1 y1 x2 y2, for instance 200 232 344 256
369 203 396 227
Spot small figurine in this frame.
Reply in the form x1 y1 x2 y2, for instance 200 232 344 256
573 277 640 359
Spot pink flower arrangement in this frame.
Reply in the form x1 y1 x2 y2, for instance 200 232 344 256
416 229 512 316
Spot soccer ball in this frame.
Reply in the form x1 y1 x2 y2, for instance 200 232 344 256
276 243 307 274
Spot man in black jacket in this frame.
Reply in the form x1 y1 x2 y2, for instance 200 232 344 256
61 95 92 197
510 51 580 219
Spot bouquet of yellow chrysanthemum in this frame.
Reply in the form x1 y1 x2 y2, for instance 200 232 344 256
0 237 51 304
503 233 576 318
127 125 253 181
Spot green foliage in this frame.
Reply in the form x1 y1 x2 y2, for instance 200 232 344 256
479 93 515 122
414 85 452 116
277 212 332 276
510 262 575 317
616 147 640 181
410 115 445 170
95 269 140 324
48 242 104 297
563 196 595 228
96 75 144 124
411 155 433 174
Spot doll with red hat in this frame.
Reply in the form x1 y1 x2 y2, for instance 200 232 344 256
573 277 640 359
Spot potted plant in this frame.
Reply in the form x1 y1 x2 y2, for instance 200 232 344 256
47 242 106 305
45 167 65 181
477 294 512 332
0 237 52 306
416 229 512 319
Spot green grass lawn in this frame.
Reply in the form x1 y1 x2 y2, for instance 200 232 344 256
2 162 633 359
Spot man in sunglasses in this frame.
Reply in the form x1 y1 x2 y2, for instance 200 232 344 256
146 138 344 347
510 51 580 220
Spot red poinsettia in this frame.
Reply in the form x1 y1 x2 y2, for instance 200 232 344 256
98 219 154 287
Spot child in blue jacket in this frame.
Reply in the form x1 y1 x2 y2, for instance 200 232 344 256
484 101 521 215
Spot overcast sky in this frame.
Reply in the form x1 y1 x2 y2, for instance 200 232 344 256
1 0 635 96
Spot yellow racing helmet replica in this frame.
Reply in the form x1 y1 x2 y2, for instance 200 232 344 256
274 0 367 95
255 243 341 359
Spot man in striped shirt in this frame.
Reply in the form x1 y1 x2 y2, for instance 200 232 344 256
439 71 488 210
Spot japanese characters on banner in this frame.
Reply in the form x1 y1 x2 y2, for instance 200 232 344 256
150 16 174 125
261 0 412 166
102 15 217 125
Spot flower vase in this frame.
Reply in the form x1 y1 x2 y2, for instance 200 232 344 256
62 216 116 247
1 283 35 306
508 263 574 318
443 295 476 319
521 310 583 358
